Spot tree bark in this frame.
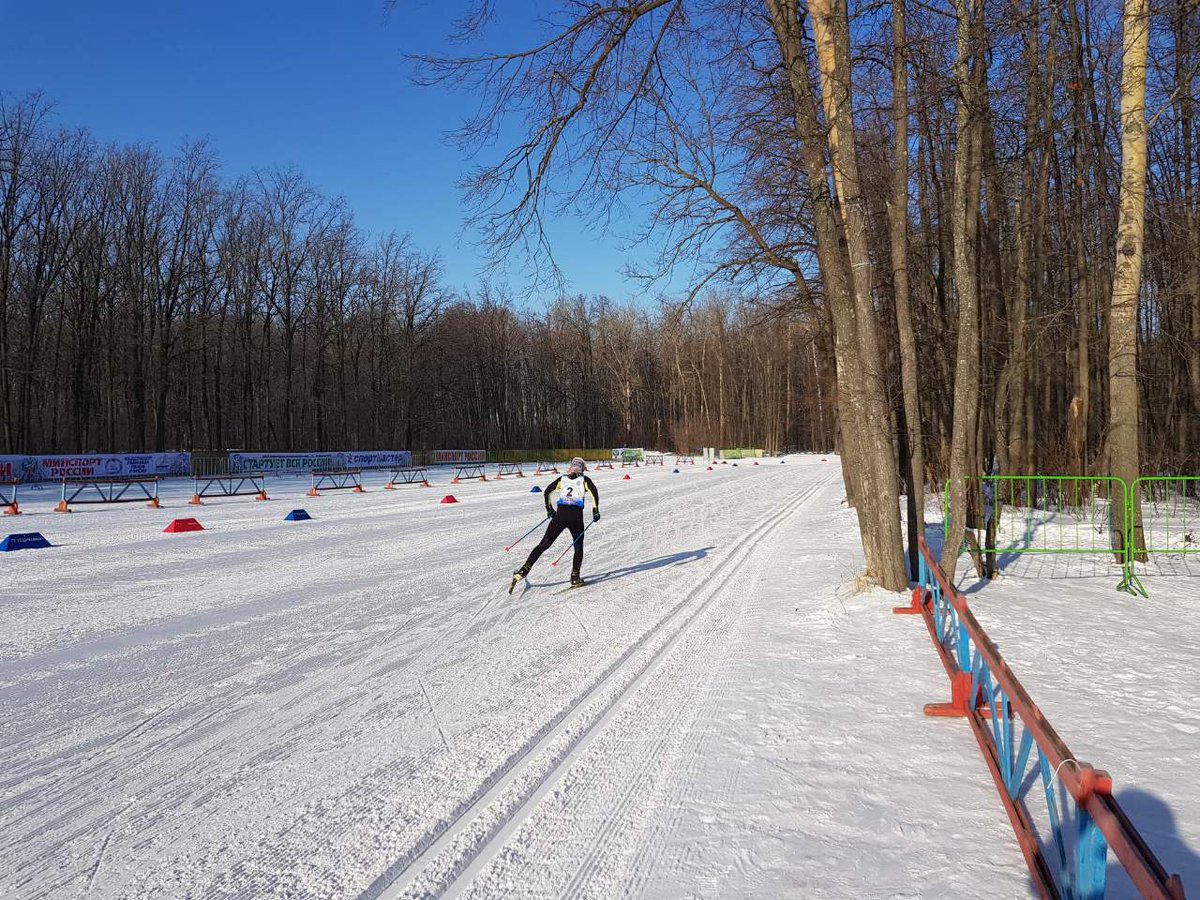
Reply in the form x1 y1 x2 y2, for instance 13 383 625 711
890 0 925 576
941 0 984 582
1109 0 1150 558
1180 0 1200 465
810 0 909 590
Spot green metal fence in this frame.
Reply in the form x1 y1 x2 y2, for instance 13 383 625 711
943 474 1198 597
1126 476 1200 595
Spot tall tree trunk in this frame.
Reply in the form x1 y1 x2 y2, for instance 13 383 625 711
1180 0 1200 466
891 0 924 576
941 0 984 581
1068 0 1093 475
810 0 909 590
1192 207 1200 468
1109 0 1150 558
764 0 870 529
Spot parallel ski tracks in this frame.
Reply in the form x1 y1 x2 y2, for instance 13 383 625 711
366 471 835 899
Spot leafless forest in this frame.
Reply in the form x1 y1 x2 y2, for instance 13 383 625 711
3 0 1199 584
0 95 827 458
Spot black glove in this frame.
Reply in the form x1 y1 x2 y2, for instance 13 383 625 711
546 509 555 520
592 509 601 523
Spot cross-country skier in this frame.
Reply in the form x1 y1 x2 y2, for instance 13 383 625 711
510 457 600 591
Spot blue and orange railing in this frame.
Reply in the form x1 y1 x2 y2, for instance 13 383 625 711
895 536 1186 899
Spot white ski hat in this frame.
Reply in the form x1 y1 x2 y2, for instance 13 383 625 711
569 457 586 471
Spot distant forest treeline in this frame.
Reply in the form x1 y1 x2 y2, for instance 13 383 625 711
0 95 830 457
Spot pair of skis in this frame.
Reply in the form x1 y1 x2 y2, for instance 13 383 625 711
508 574 587 596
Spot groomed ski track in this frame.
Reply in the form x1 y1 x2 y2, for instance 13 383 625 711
2 458 1032 897
372 473 834 898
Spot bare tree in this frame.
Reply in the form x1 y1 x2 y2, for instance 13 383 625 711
1109 0 1151 555
890 0 926 576
940 0 986 580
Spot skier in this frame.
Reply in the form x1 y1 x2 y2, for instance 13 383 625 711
510 457 600 591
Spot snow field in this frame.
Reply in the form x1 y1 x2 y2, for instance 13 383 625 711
2 457 1193 897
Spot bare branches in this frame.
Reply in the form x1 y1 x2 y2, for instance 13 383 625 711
410 1 684 284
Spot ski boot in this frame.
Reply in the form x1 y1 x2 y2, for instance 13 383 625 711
570 571 587 588
509 565 529 594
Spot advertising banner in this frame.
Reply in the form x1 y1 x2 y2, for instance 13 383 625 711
719 448 764 460
344 451 413 470
0 453 192 483
229 451 412 475
229 452 336 475
611 447 645 462
433 450 486 464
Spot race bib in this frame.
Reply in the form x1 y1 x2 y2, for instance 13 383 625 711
557 476 586 507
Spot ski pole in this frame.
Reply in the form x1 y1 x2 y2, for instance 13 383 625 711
504 517 551 552
550 520 595 567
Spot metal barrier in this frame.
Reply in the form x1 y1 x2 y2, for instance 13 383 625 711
592 459 614 470
307 469 364 497
495 462 524 479
190 472 268 505
1 479 18 515
409 451 438 469
535 461 559 475
619 458 640 468
1128 477 1200 594
674 455 695 465
55 477 161 513
644 453 664 466
385 467 430 489
451 464 487 484
192 455 231 478
946 476 1128 590
896 536 1186 899
946 474 1200 597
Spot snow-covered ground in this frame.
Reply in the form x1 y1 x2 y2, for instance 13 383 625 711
1 458 1195 897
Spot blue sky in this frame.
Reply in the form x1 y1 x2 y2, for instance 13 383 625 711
0 0 661 304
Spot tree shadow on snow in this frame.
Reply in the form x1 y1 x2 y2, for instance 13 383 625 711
923 523 946 560
922 523 1124 596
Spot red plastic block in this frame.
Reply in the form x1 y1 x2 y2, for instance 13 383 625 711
164 518 204 533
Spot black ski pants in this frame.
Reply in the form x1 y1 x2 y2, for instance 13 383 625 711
523 506 584 574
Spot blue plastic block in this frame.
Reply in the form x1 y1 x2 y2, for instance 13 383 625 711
673 469 680 474
285 509 312 521
0 532 51 551
530 486 542 493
